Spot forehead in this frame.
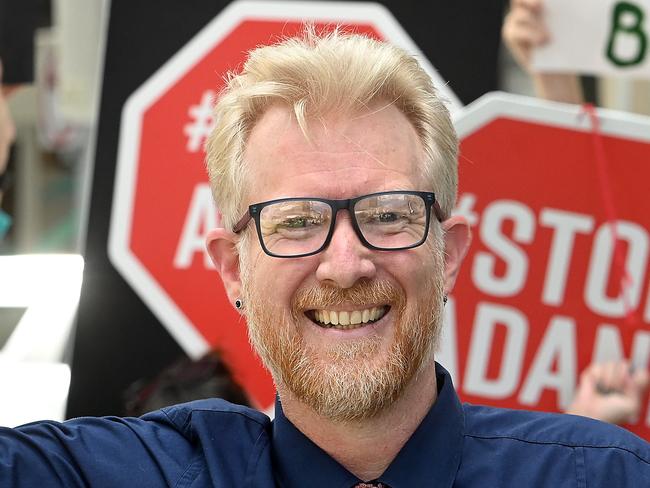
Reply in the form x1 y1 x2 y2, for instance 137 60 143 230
243 103 424 202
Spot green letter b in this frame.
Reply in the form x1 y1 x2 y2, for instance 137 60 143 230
606 1 647 67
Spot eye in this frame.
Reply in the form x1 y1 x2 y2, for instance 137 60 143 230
282 216 315 228
276 213 327 231
378 212 399 223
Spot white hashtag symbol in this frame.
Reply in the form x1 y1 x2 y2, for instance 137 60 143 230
184 90 216 153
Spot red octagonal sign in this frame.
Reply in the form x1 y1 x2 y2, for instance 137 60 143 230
109 0 459 410
441 93 650 439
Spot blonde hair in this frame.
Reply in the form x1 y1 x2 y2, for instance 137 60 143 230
206 28 458 231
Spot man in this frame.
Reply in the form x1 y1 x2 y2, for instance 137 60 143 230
1 30 648 487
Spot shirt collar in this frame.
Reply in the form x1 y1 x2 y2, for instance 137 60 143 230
271 363 465 488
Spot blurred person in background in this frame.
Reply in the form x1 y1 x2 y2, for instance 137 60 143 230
0 60 16 239
0 62 15 190
123 350 250 417
567 361 650 425
502 0 584 103
0 0 51 243
0 0 50 168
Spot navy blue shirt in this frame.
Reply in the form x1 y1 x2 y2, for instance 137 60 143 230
1 364 648 487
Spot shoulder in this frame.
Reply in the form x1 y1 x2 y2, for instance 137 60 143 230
3 399 272 487
462 403 649 466
458 404 649 487
38 398 271 445
149 397 271 436
464 403 646 452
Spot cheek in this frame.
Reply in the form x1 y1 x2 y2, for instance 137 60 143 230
379 251 432 295
250 255 318 305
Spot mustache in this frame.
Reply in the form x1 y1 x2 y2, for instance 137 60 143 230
291 279 405 315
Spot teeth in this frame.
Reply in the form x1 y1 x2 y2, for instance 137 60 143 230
312 306 387 329
339 311 350 326
330 311 339 326
362 309 370 323
350 311 362 325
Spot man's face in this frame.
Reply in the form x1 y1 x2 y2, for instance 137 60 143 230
237 103 446 421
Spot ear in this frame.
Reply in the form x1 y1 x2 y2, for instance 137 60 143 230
206 227 242 309
442 215 472 295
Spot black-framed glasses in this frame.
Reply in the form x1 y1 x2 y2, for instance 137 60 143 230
233 190 444 258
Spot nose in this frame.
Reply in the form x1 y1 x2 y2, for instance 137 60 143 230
315 212 377 288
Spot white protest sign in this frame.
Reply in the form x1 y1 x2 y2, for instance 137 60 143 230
532 0 650 78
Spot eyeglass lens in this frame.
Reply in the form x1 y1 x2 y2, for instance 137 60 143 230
258 193 428 257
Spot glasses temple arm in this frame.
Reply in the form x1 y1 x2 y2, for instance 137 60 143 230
233 211 252 233
432 201 445 223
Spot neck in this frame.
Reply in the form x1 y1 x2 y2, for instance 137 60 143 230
278 359 438 481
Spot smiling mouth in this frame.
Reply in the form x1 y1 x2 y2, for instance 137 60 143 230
306 306 389 330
